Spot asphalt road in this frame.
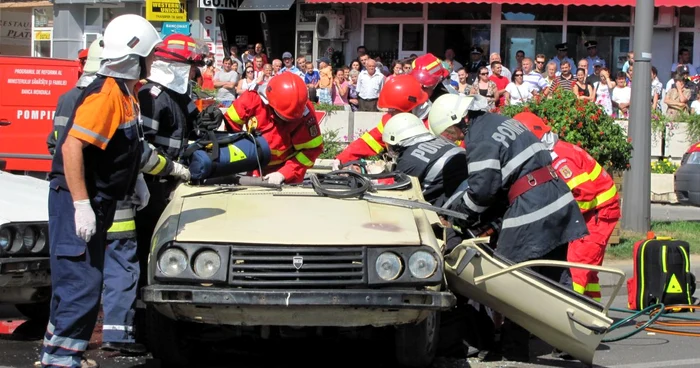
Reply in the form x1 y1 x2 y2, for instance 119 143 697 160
651 203 700 221
1 286 699 368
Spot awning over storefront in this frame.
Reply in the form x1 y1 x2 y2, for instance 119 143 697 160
238 0 295 11
0 0 52 8
303 0 696 7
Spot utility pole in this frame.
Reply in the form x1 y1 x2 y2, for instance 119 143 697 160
621 0 653 232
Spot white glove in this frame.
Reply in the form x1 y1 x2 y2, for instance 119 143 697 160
331 159 342 171
263 172 285 185
171 162 191 181
134 173 150 211
73 199 96 243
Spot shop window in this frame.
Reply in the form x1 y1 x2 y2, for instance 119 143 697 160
567 6 631 23
566 26 631 74
364 24 399 62
679 32 694 64
33 8 53 28
427 4 491 20
33 31 52 57
366 4 422 18
85 8 102 28
402 24 423 52
501 25 562 70
502 5 563 21
678 7 695 28
427 24 491 69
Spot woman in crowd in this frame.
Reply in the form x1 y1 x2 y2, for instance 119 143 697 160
201 59 216 90
594 68 614 116
664 74 691 119
347 69 360 112
332 68 349 107
350 60 362 73
457 68 469 94
572 68 594 102
470 66 499 110
503 68 535 105
236 66 258 95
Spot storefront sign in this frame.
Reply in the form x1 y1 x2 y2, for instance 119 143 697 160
161 22 190 37
146 0 187 22
1 11 31 47
34 31 51 41
199 0 237 10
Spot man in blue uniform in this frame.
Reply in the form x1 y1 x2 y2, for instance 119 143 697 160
428 93 588 363
584 40 606 76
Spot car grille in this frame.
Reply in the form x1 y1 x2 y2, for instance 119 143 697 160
229 246 366 288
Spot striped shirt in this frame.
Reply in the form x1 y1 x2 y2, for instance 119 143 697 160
523 71 548 92
553 75 575 92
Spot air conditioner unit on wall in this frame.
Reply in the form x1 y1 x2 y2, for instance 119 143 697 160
316 14 345 40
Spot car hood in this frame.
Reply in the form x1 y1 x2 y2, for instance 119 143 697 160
0 171 49 226
172 187 425 246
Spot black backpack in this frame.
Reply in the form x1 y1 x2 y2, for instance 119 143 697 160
627 236 696 310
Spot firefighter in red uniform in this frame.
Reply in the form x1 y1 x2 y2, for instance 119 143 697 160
333 74 429 168
222 72 323 184
515 112 621 302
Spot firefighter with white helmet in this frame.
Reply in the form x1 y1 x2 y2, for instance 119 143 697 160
429 92 588 362
41 14 160 368
382 113 466 207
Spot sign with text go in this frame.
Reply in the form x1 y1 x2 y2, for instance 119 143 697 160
199 0 237 10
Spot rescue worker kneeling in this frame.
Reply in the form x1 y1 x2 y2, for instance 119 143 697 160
381 112 466 207
515 112 621 302
222 72 323 184
428 93 589 363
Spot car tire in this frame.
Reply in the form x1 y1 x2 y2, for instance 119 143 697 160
394 311 440 368
145 305 192 367
15 302 49 322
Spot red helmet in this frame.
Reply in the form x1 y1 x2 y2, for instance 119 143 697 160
378 75 429 112
410 53 450 88
514 112 551 140
266 73 308 120
77 49 88 60
155 34 204 65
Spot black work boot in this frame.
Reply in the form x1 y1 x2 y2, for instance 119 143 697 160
101 342 147 355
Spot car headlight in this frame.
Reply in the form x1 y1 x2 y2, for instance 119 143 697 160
32 227 48 253
408 251 438 279
375 252 403 281
193 250 221 278
0 227 12 251
159 248 188 277
22 226 37 251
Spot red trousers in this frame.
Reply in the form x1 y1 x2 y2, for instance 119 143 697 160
568 209 619 301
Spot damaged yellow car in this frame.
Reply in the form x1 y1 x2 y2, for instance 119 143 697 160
141 170 626 368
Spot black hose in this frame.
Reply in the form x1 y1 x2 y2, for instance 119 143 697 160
309 170 372 199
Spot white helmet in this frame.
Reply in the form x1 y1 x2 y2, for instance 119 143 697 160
427 94 475 136
83 37 104 74
101 14 161 60
382 113 431 147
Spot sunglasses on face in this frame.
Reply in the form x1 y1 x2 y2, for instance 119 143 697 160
536 61 545 64
480 72 488 75
246 70 254 73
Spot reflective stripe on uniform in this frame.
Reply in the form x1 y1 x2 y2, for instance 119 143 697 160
113 208 135 221
566 171 590 190
103 325 134 332
423 147 463 188
294 135 323 150
501 142 547 182
153 135 181 150
462 192 488 213
227 106 244 124
467 159 500 173
119 119 138 129
443 179 470 209
588 162 602 181
145 155 167 175
271 148 291 157
71 124 109 144
54 116 69 127
573 282 586 294
360 132 383 154
377 121 385 134
44 322 89 352
141 116 160 130
502 191 575 229
295 151 314 167
577 185 617 211
107 219 136 233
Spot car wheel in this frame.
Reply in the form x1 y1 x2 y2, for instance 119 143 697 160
145 305 192 367
15 302 49 322
394 311 440 368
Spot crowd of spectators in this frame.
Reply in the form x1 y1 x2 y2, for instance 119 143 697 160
192 42 700 119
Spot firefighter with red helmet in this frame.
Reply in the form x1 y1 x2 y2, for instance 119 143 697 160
333 74 429 169
409 53 459 118
220 72 323 184
515 112 621 302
